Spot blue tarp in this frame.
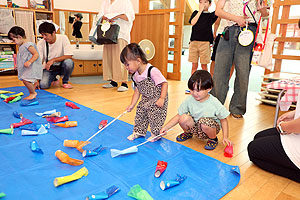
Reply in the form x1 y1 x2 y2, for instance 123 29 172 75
0 86 240 200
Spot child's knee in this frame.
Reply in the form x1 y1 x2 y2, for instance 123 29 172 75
200 124 216 135
178 114 191 126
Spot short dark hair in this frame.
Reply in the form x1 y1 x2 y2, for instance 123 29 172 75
38 22 56 34
120 43 148 65
74 13 83 20
8 26 26 40
188 70 213 91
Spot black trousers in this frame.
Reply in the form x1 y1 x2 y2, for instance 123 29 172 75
248 128 300 183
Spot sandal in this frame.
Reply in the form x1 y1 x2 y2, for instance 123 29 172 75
127 132 144 141
205 139 218 150
231 113 243 119
176 132 193 142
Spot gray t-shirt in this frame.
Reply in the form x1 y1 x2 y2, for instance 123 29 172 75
17 42 43 81
178 94 230 125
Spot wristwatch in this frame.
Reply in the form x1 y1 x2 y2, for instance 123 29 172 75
277 121 287 135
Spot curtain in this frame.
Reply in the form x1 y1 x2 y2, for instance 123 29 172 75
15 10 35 43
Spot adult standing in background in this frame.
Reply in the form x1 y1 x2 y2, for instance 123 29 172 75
211 0 268 119
97 0 135 92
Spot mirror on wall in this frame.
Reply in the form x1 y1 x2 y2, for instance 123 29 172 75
56 10 98 43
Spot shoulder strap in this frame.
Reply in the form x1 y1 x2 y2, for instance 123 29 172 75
131 66 154 87
46 41 49 63
131 72 136 86
147 66 154 78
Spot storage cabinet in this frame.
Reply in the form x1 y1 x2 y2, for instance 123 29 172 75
72 60 102 76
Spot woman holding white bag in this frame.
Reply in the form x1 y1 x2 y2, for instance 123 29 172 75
96 0 135 92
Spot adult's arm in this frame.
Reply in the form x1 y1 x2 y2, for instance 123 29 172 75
216 0 247 27
111 0 135 22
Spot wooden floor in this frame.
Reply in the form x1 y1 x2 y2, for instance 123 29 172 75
1 75 300 200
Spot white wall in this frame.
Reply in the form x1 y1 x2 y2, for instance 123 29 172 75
0 0 27 7
0 0 139 13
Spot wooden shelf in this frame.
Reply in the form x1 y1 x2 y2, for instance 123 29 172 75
35 10 53 13
262 72 300 80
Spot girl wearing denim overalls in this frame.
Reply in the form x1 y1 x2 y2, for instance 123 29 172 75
120 43 168 141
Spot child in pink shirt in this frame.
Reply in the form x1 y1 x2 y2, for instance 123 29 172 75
120 43 168 141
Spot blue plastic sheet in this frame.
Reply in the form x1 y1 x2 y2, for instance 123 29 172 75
0 87 240 200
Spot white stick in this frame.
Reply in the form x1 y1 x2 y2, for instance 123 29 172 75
136 129 173 147
85 111 127 142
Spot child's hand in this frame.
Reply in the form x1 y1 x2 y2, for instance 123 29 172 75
155 97 165 108
199 0 204 10
222 138 232 146
24 61 32 68
126 105 134 112
160 127 168 136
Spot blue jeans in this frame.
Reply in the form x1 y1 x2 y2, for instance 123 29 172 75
40 59 74 89
211 25 257 115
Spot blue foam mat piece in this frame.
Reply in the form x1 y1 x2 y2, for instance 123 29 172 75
0 86 240 200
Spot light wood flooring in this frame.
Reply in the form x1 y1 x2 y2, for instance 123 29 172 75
1 75 300 200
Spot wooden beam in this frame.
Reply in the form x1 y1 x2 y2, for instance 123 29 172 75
277 0 300 5
273 55 300 60
276 19 299 24
275 37 300 42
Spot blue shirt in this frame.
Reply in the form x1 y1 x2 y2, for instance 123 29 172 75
178 94 230 125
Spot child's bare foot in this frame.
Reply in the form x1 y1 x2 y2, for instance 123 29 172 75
24 92 37 100
127 132 143 141
147 134 161 142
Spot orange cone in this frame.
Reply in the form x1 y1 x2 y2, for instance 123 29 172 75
54 121 77 128
55 150 84 166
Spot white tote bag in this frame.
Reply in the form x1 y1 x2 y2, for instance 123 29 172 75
258 32 276 70
251 17 276 70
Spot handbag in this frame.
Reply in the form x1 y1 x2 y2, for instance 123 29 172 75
96 20 120 45
251 17 276 70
